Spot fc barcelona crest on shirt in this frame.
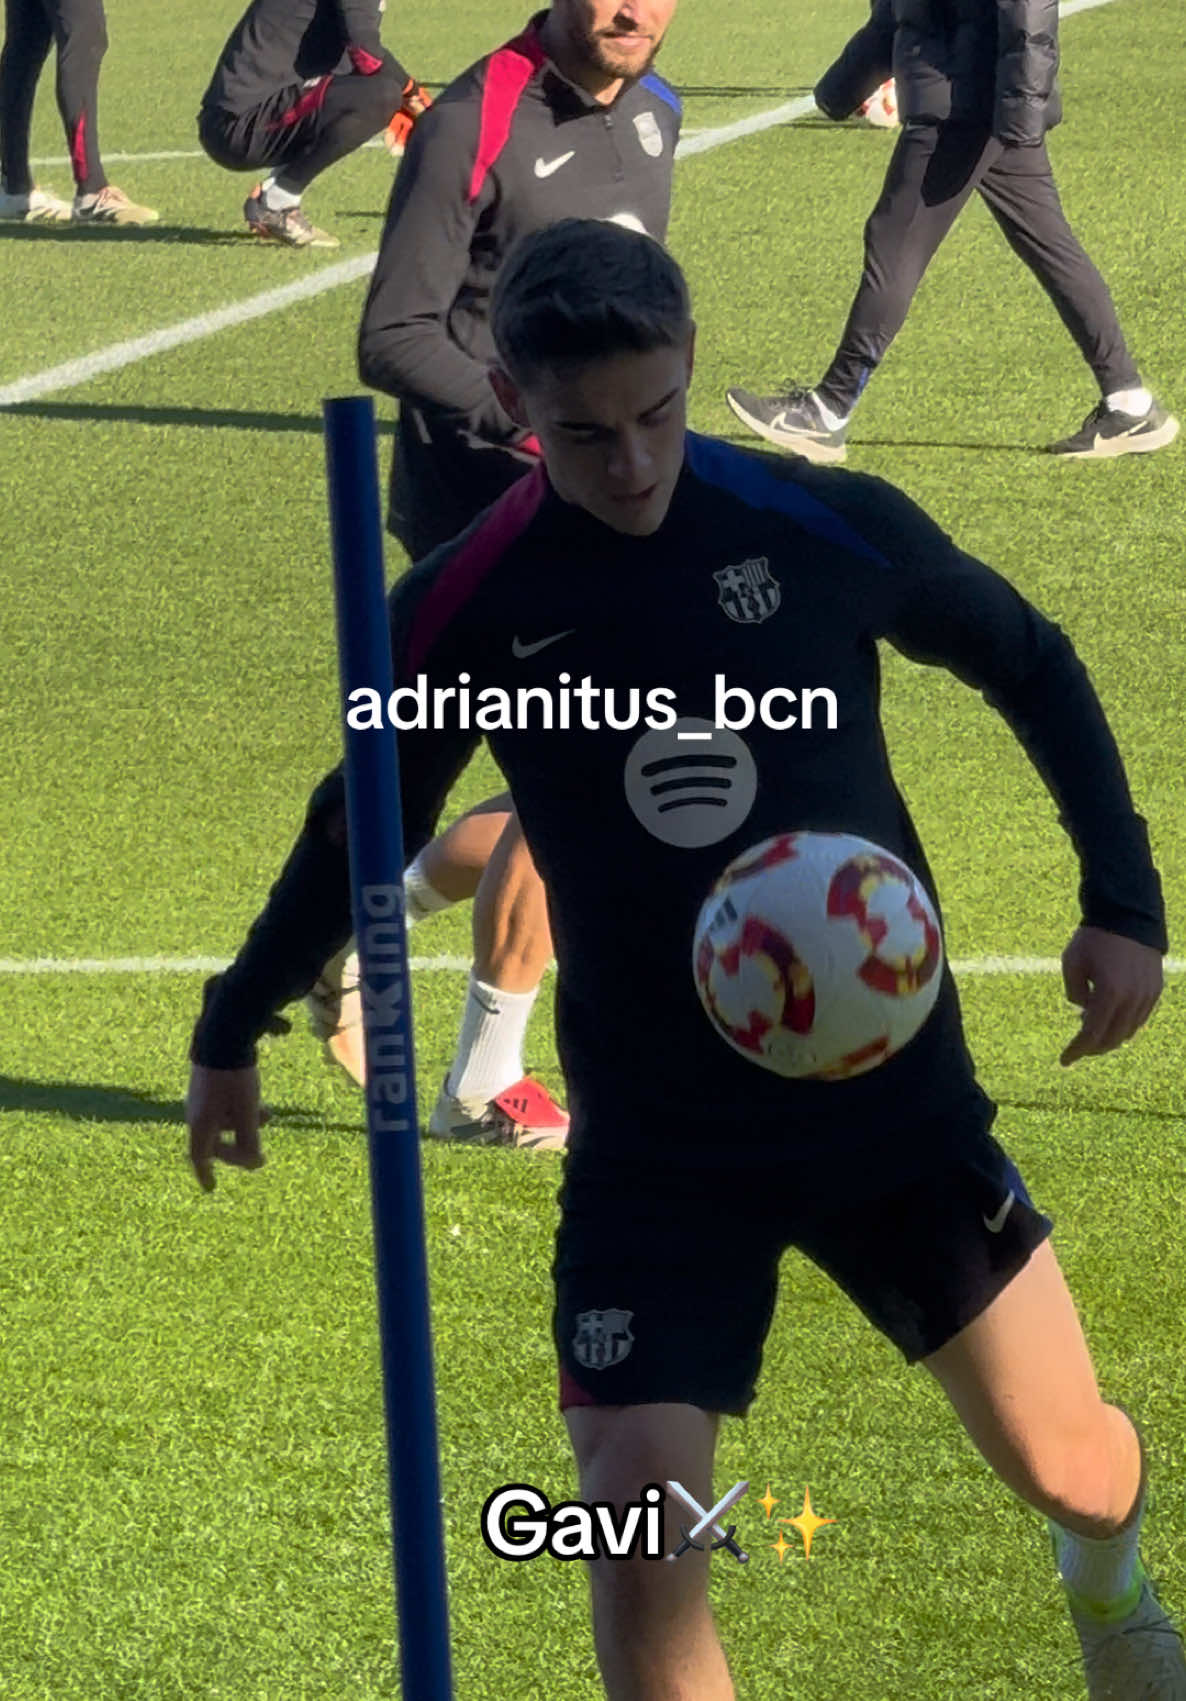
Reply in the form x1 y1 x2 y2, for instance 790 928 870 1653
633 110 664 157
714 557 782 625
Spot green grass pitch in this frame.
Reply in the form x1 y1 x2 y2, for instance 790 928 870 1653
1 0 1184 1696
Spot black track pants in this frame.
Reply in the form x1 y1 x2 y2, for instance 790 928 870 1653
198 52 406 195
0 0 106 194
816 121 1140 416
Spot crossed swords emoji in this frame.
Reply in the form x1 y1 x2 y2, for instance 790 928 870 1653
665 1480 749 1564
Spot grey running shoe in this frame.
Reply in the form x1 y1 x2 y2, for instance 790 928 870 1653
1063 1565 1186 1700
244 186 339 248
725 384 848 464
427 1075 569 1152
1049 398 1179 458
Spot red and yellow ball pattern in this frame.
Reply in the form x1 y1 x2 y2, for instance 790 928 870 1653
693 832 943 1080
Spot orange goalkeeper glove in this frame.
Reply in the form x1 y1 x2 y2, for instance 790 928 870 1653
384 79 433 157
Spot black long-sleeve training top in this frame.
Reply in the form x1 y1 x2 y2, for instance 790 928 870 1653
201 0 388 115
193 436 1166 1174
357 12 680 529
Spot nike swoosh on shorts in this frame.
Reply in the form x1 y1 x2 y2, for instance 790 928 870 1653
983 1190 1016 1234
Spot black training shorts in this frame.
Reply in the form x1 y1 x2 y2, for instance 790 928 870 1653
554 1122 1053 1417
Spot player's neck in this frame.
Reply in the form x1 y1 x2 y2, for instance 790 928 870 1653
536 15 625 106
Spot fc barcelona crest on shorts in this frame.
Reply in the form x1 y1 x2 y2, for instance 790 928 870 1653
714 557 782 625
573 1308 634 1370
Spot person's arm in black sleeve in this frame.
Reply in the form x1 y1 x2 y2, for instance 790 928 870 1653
335 0 386 72
190 563 482 1072
833 473 1166 952
994 0 1059 145
814 0 895 120
357 98 526 444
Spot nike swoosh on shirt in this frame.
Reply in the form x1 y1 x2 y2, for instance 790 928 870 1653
512 629 575 658
534 151 575 178
983 1190 1016 1234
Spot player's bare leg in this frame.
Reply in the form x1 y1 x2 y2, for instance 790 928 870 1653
923 1238 1186 1692
565 1403 734 1701
306 795 511 1083
922 1239 1139 1532
310 798 567 1146
470 810 551 993
431 810 567 1149
411 791 514 904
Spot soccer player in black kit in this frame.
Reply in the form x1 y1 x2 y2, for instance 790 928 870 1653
198 0 430 249
0 0 157 223
310 0 681 1148
186 222 1184 1700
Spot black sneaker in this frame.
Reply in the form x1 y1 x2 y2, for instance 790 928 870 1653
725 385 848 464
1049 398 1179 458
243 186 339 249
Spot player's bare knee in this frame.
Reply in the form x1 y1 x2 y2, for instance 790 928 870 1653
1009 1417 1120 1528
566 1404 718 1558
1043 1425 1136 1532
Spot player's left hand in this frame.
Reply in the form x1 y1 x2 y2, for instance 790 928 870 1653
186 1063 271 1191
1059 925 1163 1066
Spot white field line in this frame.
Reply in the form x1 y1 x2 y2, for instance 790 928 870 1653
4 0 1118 409
30 147 206 165
0 255 376 407
0 954 1181 976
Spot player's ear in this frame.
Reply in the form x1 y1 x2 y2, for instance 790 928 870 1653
685 322 697 386
489 362 529 428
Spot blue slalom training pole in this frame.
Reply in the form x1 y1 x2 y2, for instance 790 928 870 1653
322 394 453 1701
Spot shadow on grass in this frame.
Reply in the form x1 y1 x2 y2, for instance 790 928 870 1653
997 1094 1186 1125
0 1074 362 1133
1 400 396 434
715 429 1041 455
850 435 1043 454
0 221 246 246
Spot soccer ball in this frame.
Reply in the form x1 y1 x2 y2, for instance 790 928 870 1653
860 79 899 128
692 831 943 1080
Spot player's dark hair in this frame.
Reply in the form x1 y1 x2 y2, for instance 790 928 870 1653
491 219 691 384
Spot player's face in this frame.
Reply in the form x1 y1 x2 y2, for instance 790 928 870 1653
554 0 677 82
501 334 694 536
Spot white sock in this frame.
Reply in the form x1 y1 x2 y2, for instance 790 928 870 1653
403 855 454 927
811 391 850 432
446 974 538 1102
1105 385 1152 416
261 175 301 210
1051 1477 1145 1617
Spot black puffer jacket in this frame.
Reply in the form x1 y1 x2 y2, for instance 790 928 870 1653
815 0 1061 146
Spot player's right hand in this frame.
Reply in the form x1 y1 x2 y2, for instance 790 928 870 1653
186 1064 269 1192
